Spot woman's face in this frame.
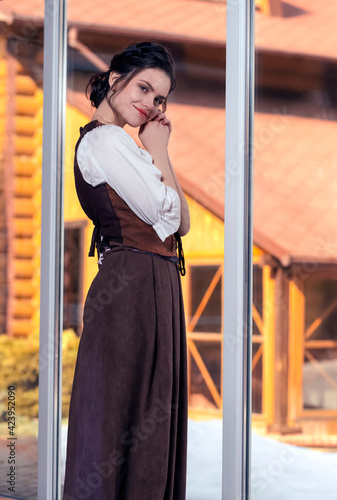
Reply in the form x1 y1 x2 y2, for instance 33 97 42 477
108 68 171 128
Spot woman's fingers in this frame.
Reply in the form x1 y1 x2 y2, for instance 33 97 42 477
154 111 166 121
161 118 172 132
138 117 171 151
153 112 172 132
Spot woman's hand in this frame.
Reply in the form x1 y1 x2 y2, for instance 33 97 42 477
138 112 172 155
153 111 172 133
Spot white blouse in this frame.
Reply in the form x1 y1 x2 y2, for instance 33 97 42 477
76 124 181 242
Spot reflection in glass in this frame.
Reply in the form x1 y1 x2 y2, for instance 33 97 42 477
63 223 85 335
252 265 264 414
252 342 263 414
303 279 337 410
190 265 222 333
62 2 225 498
0 2 43 498
189 341 222 409
252 1 337 498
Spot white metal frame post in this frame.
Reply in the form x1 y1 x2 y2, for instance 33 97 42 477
222 0 255 499
38 0 67 498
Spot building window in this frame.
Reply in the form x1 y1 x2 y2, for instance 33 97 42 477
303 278 337 410
188 264 223 410
63 223 85 335
190 265 222 333
187 262 265 413
252 265 263 414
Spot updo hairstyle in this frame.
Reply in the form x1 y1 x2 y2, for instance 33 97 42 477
86 41 176 113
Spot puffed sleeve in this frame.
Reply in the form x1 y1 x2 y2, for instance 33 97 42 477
77 124 181 241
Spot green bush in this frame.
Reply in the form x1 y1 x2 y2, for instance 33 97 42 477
0 328 80 422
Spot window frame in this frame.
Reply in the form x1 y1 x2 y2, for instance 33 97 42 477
38 1 255 498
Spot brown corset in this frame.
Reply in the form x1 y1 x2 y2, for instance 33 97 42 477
74 120 181 264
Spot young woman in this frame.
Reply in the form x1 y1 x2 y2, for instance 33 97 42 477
62 42 190 500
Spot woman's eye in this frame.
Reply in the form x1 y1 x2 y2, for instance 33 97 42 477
140 85 148 93
155 98 164 106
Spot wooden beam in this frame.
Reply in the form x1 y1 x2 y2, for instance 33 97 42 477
305 296 337 340
3 52 17 336
304 349 337 392
262 266 275 425
188 338 222 409
288 277 305 426
188 265 222 331
268 266 295 433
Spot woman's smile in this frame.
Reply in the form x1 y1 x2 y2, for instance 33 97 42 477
107 68 171 128
134 106 149 119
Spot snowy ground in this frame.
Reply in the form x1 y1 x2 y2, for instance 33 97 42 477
186 419 337 500
61 419 337 499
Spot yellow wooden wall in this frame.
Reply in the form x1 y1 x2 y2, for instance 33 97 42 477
0 37 6 334
2 82 93 336
182 196 224 258
12 65 43 337
64 106 98 294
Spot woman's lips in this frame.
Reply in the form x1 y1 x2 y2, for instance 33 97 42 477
135 107 148 118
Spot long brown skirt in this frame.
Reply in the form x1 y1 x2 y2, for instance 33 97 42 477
62 246 188 500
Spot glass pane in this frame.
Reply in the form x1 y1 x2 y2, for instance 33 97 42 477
303 279 337 410
190 265 222 333
303 348 337 410
189 341 222 409
61 2 225 499
253 264 263 336
0 3 43 498
304 279 337 341
63 224 85 335
253 3 337 499
252 342 263 414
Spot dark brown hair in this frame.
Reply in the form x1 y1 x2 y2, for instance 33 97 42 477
86 41 176 113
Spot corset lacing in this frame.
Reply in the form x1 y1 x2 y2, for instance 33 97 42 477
88 224 186 276
174 232 186 276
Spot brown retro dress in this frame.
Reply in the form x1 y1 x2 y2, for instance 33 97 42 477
62 121 188 500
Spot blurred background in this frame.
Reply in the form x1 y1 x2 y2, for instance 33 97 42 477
0 0 337 498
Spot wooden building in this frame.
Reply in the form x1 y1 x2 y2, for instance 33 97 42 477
1 0 337 445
